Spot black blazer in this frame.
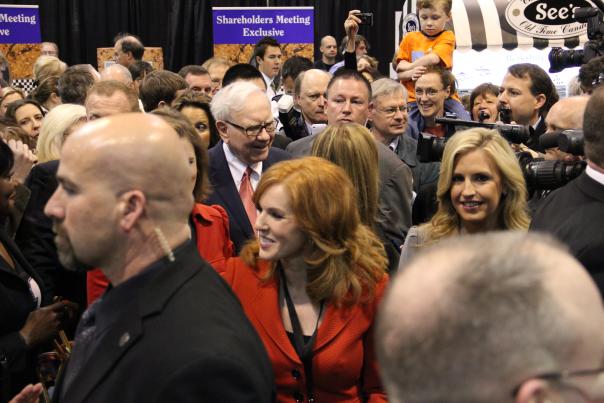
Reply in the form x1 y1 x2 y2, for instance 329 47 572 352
531 171 604 292
54 242 275 403
14 160 87 309
0 230 48 401
206 142 291 253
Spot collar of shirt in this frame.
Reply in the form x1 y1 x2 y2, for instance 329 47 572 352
261 71 276 97
531 116 542 131
388 136 400 153
223 142 263 190
586 164 604 186
94 240 194 335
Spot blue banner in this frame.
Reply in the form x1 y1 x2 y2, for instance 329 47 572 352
0 4 40 44
213 7 314 45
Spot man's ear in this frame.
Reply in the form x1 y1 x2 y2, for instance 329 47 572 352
256 55 263 67
534 94 546 112
119 190 146 232
514 379 553 403
216 121 229 143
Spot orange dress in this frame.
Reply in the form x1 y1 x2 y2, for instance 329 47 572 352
86 204 234 305
220 258 388 403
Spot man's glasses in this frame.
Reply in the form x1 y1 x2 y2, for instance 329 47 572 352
415 88 443 98
377 105 409 118
513 367 604 399
225 119 277 137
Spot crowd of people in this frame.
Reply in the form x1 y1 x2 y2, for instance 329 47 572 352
0 0 604 402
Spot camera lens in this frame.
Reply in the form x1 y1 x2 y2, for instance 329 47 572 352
549 47 585 73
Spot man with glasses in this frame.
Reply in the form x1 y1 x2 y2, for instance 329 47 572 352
208 81 291 253
287 69 413 253
377 231 604 403
369 78 439 210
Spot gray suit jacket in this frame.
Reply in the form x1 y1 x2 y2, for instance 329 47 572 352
286 132 413 248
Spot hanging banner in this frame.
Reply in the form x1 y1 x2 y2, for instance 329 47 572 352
212 7 314 63
0 4 41 44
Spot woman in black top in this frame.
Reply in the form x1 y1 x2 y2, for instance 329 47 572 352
0 141 75 401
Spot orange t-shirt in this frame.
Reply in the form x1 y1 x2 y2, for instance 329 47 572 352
396 30 457 102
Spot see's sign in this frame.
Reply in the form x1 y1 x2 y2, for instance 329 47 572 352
0 4 41 44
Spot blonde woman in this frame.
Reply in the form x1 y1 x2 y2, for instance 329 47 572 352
36 103 86 162
312 123 399 272
33 55 67 83
399 128 530 267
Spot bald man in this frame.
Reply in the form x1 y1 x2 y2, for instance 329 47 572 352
46 114 275 402
543 95 589 161
314 35 338 71
113 34 144 68
378 232 604 403
100 63 133 87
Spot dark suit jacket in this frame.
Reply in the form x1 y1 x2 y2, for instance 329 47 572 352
206 143 291 254
221 258 387 402
14 160 87 309
287 134 413 247
530 171 604 293
54 241 275 403
0 230 48 400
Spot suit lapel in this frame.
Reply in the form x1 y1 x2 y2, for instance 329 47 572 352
314 304 356 351
247 275 300 364
208 144 253 237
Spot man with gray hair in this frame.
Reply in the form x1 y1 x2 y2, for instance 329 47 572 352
207 81 291 253
369 78 440 221
377 232 604 403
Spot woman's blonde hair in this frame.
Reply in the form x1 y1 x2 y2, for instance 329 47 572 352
311 123 379 228
240 157 387 307
423 128 530 242
36 103 86 162
33 55 67 83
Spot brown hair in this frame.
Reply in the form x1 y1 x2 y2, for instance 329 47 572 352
240 157 387 307
311 123 379 229
150 108 210 201
417 0 452 13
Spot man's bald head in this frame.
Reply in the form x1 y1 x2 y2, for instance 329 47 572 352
64 114 192 219
46 113 193 280
378 232 604 403
100 63 133 85
546 96 589 132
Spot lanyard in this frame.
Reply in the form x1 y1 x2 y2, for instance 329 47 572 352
280 268 324 403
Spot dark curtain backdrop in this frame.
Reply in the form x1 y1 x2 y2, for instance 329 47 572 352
8 0 401 74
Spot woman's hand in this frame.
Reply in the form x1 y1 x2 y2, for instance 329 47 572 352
9 383 42 403
6 139 36 185
19 300 78 347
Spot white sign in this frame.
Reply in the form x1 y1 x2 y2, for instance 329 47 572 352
505 0 590 40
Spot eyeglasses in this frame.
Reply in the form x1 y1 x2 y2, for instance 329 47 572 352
512 367 604 399
377 105 409 118
225 119 277 137
415 88 443 98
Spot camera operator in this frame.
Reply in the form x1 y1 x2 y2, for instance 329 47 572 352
543 96 589 162
498 63 559 152
526 96 589 212
531 86 604 294
578 55 604 94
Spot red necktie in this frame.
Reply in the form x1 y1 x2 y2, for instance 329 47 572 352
239 167 257 226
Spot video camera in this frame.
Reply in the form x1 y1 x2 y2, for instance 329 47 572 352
538 129 585 155
517 152 586 191
417 116 531 162
549 0 604 72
